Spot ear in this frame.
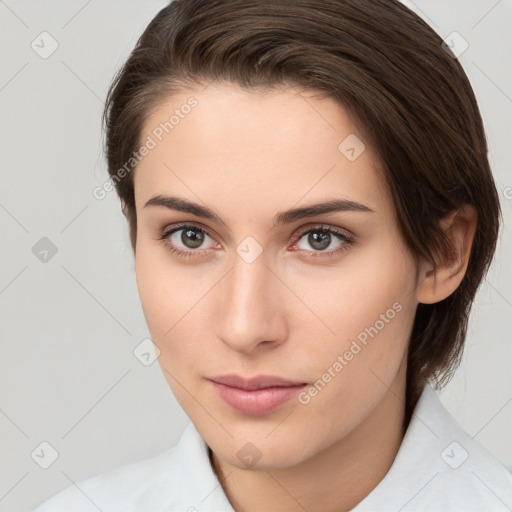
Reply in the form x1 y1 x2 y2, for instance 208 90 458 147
417 204 477 304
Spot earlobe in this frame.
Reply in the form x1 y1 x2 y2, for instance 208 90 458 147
417 205 477 305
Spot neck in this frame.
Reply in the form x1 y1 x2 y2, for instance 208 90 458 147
210 362 409 512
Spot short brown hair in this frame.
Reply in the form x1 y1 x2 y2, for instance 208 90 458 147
102 0 501 425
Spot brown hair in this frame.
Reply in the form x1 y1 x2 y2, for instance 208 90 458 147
102 0 501 427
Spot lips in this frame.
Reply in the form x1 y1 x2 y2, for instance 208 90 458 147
209 376 308 415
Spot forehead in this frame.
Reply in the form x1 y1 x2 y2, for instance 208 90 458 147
134 83 392 219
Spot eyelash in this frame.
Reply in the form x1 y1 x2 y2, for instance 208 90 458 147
157 222 355 260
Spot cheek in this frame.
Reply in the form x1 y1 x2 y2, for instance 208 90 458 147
135 249 200 408
135 240 189 353
134 239 216 376
286 237 417 391
135 251 174 339
286 239 415 339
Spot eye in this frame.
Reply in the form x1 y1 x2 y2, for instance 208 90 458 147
158 223 218 258
158 222 354 259
290 224 354 258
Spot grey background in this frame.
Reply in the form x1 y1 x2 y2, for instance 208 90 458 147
0 1 511 510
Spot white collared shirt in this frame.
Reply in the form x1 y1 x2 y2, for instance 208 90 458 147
32 383 512 511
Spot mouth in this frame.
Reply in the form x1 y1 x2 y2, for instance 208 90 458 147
208 373 308 390
208 374 308 415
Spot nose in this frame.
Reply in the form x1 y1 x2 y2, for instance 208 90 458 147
215 248 288 354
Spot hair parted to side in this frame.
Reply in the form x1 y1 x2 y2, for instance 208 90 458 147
102 0 501 426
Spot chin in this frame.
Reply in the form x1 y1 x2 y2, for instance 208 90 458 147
212 433 314 472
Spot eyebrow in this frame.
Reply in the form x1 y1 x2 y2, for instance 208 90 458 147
143 195 374 227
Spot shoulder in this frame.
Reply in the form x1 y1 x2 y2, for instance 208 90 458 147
32 421 234 512
418 385 512 509
354 384 512 511
31 436 183 511
426 426 512 510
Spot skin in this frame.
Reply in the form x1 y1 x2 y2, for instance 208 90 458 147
133 82 477 512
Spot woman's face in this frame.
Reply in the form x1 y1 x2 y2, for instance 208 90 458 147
133 82 420 469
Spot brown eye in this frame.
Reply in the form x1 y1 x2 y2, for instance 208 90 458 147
291 225 354 258
159 223 217 258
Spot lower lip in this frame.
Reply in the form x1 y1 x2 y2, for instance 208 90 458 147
210 381 307 415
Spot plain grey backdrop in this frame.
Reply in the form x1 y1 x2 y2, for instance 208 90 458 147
0 1 511 511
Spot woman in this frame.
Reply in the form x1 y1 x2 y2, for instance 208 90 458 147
33 0 512 510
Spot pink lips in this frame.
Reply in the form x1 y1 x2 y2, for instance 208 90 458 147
209 374 307 415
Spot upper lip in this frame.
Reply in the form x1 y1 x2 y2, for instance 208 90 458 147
209 374 307 390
